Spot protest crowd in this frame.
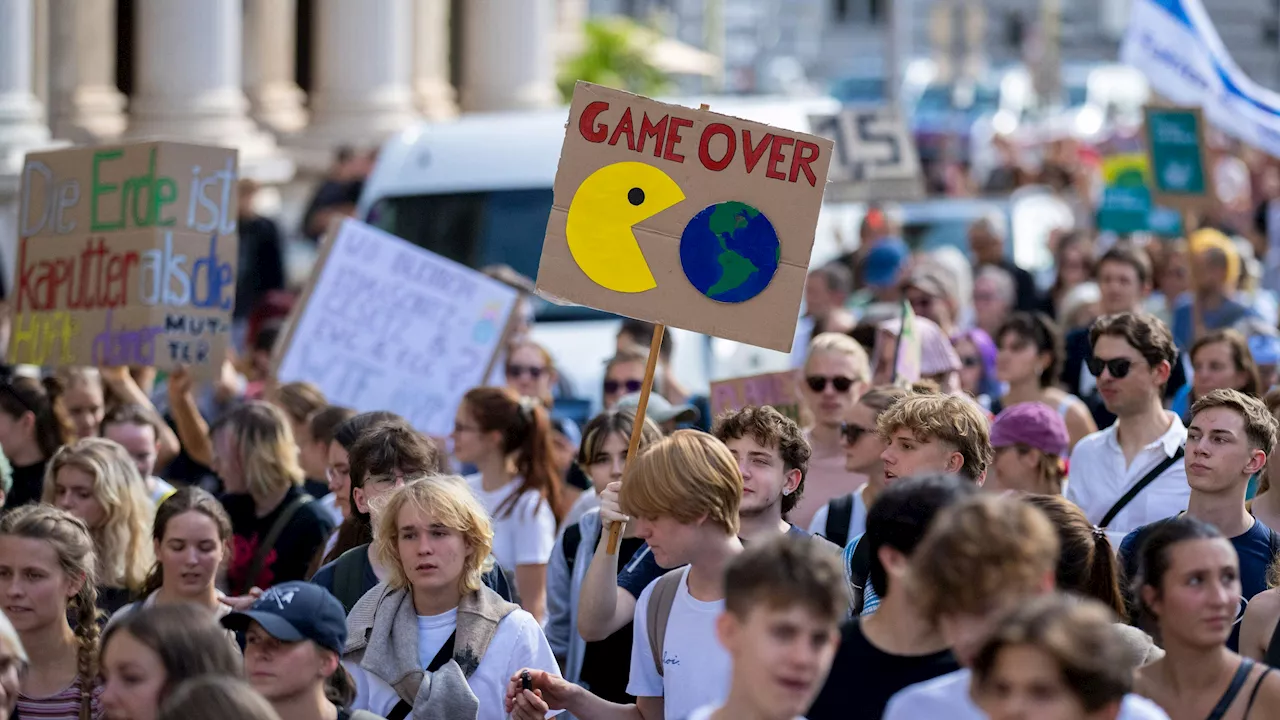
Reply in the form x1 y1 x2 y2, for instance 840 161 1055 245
15 21 1280 720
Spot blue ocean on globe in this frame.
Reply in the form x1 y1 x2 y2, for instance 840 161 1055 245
678 201 780 303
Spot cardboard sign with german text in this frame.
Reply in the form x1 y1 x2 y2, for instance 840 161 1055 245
536 82 833 352
13 141 238 374
709 370 802 423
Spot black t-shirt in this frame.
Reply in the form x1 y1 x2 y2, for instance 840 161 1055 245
578 534 648 705
807 618 960 720
5 459 48 509
223 485 335 592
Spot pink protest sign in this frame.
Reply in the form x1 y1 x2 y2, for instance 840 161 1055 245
709 370 802 423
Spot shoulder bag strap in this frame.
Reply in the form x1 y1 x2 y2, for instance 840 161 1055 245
826 494 855 549
238 494 311 595
1100 447 1184 529
646 570 684 678
387 702 412 720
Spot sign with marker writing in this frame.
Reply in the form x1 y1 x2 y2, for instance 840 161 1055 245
1143 105 1213 212
710 370 802 423
810 108 924 202
273 218 519 437
536 82 833 352
13 142 238 373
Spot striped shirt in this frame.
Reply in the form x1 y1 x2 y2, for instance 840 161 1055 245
16 676 104 720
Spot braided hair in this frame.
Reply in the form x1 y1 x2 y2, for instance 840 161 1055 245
0 505 100 720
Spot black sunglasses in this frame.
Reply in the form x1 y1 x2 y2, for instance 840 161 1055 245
840 422 873 445
1086 356 1145 379
604 379 643 395
506 364 545 380
806 375 854 393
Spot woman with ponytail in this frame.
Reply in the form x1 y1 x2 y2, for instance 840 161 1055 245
111 488 233 625
453 387 562 622
0 375 72 508
43 439 155 614
0 504 103 719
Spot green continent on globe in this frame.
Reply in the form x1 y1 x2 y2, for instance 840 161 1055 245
707 250 757 297
678 200 780 303
705 202 762 298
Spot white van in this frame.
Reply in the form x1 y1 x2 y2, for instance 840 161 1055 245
355 95 850 411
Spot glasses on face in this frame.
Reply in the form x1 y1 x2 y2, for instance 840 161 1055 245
960 355 982 369
506 364 545 380
604 379 643 395
365 472 406 489
1086 356 1146 379
840 422 873 446
806 375 855 393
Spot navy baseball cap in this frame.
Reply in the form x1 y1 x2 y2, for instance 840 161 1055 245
221 582 347 654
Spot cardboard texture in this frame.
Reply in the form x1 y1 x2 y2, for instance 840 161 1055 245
273 218 520 438
709 370 802 423
810 108 925 202
536 82 833 352
1143 105 1214 212
13 141 239 375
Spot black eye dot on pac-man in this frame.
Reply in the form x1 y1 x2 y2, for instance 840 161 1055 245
628 188 645 206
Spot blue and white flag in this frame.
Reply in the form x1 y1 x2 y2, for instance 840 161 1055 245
1121 0 1280 158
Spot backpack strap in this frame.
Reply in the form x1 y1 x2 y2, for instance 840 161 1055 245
848 535 873 616
824 494 855 550
1100 447 1184 529
237 494 311 595
646 570 684 678
333 545 369 614
562 523 584 576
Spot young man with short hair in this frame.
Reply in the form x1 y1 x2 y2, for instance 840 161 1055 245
1067 312 1188 546
309 418 512 609
882 494 1168 720
713 406 808 540
686 534 847 720
878 393 992 485
807 475 975 720
506 430 746 720
1119 388 1279 651
101 403 176 504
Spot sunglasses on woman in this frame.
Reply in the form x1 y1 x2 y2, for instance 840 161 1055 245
506 364 545 380
604 379 643 395
840 422 873 445
1085 357 1145 379
806 375 854 393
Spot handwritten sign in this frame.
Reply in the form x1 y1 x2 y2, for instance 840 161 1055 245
1144 105 1213 212
710 370 802 423
273 219 519 437
810 108 924 202
535 82 833 352
13 142 238 373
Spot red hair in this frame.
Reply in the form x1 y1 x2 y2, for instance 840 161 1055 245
462 387 563 523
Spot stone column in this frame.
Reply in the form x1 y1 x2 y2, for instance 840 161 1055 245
128 0 292 183
412 0 457 119
47 0 128 143
302 0 418 154
461 0 559 112
0 0 53 181
244 0 308 135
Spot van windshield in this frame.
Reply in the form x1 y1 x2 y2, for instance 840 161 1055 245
366 190 611 322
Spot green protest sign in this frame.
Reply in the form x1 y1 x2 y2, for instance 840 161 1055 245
1143 106 1212 211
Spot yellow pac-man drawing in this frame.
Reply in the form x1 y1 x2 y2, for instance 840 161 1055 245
565 161 685 293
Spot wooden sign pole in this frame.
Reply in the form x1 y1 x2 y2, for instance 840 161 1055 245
607 322 666 554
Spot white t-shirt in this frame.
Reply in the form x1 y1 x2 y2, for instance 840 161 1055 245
345 608 561 720
466 475 557 571
628 567 732 720
417 608 457 665
883 669 1170 720
687 706 804 720
807 489 867 541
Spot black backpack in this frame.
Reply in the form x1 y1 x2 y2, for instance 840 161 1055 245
821 494 856 550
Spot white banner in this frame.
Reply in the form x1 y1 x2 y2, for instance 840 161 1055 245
1121 0 1280 157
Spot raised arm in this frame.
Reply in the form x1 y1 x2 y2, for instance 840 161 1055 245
576 481 639 641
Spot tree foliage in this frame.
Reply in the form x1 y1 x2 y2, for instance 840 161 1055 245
558 18 672 101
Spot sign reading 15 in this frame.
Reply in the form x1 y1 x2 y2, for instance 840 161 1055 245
812 110 918 183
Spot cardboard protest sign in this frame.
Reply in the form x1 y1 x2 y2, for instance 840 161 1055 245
13 142 238 374
273 218 519 437
536 82 834 352
709 370 802 423
810 108 924 202
1143 105 1213 212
